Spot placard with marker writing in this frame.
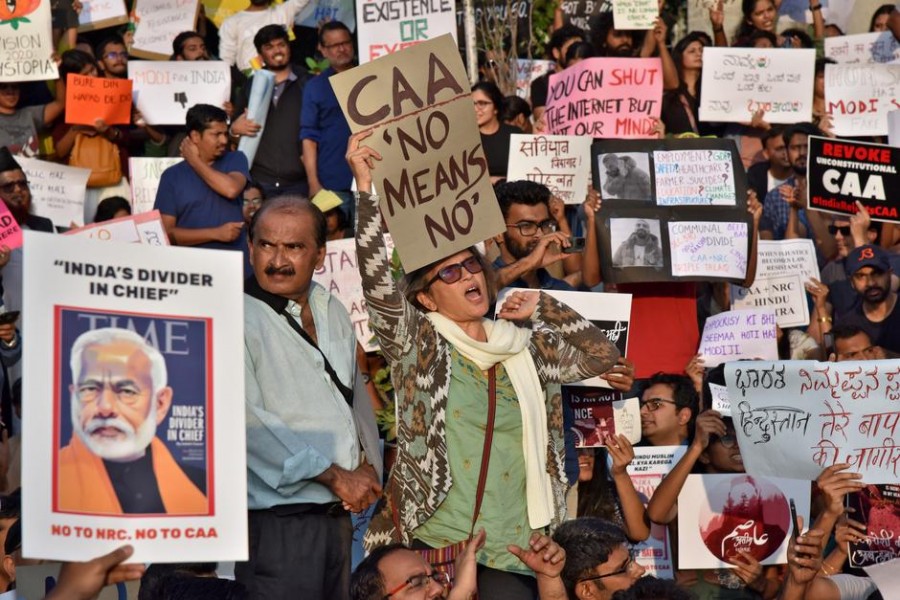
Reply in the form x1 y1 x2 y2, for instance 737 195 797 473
698 308 778 368
129 62 231 126
77 0 128 31
0 0 58 83
129 157 184 215
355 0 457 64
825 32 900 65
507 134 591 204
312 238 377 351
612 0 656 30
825 63 900 137
131 0 201 60
65 74 133 126
17 157 90 229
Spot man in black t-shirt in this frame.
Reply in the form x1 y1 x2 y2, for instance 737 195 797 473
835 245 900 355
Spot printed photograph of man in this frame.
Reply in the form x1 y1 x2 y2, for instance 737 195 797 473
599 152 652 200
611 218 664 268
57 327 208 515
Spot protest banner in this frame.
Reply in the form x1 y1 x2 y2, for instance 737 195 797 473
731 239 820 328
807 136 900 223
678 473 810 569
506 134 592 204
63 211 170 246
312 238 376 351
129 157 183 215
698 308 778 368
544 57 662 138
330 35 504 271
846 484 900 568
612 0 656 29
825 63 900 137
17 157 90 229
129 62 231 126
591 137 751 284
356 0 457 63
131 0 201 60
699 47 815 124
0 0 58 82
65 74 133 126
514 59 554 99
22 231 246 563
77 0 128 31
865 557 900 596
627 446 686 578
825 32 900 65
725 359 900 483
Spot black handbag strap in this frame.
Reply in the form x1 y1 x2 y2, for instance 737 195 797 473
245 276 353 407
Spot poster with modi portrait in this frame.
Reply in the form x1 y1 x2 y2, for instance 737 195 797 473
22 231 247 563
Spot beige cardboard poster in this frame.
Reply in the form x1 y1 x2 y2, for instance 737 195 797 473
330 34 504 272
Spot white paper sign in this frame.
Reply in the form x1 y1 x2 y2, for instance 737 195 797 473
731 239 821 329
865 557 900 597
77 0 128 30
653 149 736 206
129 157 183 215
612 0 657 30
515 59 555 99
698 308 778 368
700 47 815 124
678 473 810 569
22 232 247 563
627 446 687 578
726 359 900 483
355 0 457 64
0 0 58 82
129 62 230 126
507 135 592 205
825 32 900 65
134 211 170 246
131 0 200 59
825 63 900 137
668 222 748 279
708 382 731 413
312 238 376 351
17 157 90 228
62 211 170 247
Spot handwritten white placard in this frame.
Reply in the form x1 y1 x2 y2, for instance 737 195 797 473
131 0 200 59
312 238 376 351
0 0 58 83
708 382 731 413
62 210 170 246
129 157 183 214
17 157 90 229
355 0 457 63
653 149 736 206
77 0 128 31
515 59 555 99
128 62 230 126
668 221 748 280
825 63 900 137
698 308 778 368
507 134 592 204
700 47 815 124
726 360 900 483
612 0 657 30
825 32 900 65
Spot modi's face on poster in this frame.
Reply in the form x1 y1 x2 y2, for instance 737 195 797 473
71 339 170 461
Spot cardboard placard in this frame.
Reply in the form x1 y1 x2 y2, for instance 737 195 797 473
22 231 247 563
825 63 900 137
506 134 592 204
355 0 457 64
514 59 555 99
131 0 201 60
65 74 133 126
129 157 184 215
678 474 810 569
0 0 58 82
807 136 900 223
128 62 231 126
591 138 751 284
731 239 820 329
699 47 815 124
825 32 900 65
330 35 504 272
612 0 656 30
312 238 377 351
544 57 662 138
725 360 900 483
17 157 90 229
698 308 778 368
77 0 128 31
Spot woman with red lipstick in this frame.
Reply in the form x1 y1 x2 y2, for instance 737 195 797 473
348 131 620 599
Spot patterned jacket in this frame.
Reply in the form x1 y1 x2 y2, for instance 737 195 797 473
356 191 620 549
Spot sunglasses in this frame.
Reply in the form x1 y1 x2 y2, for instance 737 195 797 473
0 179 28 193
426 256 483 287
828 225 851 236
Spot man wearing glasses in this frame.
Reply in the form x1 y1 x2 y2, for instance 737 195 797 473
95 36 129 79
492 180 576 291
553 518 645 600
638 373 698 448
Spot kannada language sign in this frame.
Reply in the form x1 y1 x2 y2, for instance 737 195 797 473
131 0 201 59
725 360 900 483
698 308 778 368
506 134 591 204
312 238 376 351
22 232 247 563
700 47 815 124
808 136 900 223
825 32 900 65
17 157 91 229
0 0 58 82
330 35 504 271
65 74 133 126
129 62 231 126
825 63 900 137
545 57 662 138
356 0 457 63
732 239 820 328
129 157 183 215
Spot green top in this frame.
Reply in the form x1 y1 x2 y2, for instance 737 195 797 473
414 349 535 575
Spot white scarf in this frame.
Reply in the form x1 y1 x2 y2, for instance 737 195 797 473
426 312 554 529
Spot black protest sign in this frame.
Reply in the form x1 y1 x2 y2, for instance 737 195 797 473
591 137 751 284
808 135 900 223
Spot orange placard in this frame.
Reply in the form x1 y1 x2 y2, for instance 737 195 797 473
64 74 133 126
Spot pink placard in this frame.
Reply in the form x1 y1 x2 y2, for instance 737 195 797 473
544 57 662 139
0 203 23 250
